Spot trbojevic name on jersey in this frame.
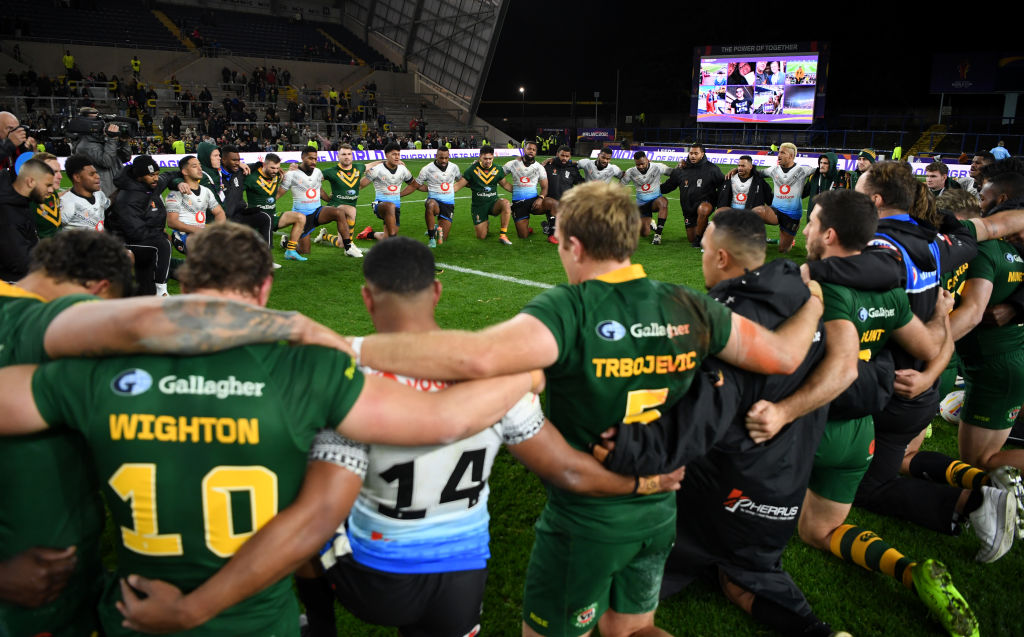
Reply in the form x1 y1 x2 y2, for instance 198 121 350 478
367 164 413 205
622 163 672 204
765 164 815 218
281 167 324 214
416 162 461 205
338 369 543 574
503 160 546 201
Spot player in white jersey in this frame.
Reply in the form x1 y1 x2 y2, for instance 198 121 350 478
619 151 673 243
578 147 624 183
356 143 418 242
503 140 549 239
165 155 226 253
278 146 362 261
412 147 464 248
60 154 110 231
726 142 816 253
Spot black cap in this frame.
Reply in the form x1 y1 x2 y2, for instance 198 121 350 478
131 155 159 178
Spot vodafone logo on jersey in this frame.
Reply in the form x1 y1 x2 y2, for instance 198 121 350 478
736 193 747 202
387 185 398 192
641 184 652 192
95 220 105 231
441 182 451 192
305 188 317 199
520 176 530 184
779 184 791 195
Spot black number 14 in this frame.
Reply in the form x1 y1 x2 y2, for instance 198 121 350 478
377 449 487 520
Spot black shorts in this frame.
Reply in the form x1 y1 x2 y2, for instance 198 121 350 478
773 209 800 236
373 201 401 227
427 199 455 222
301 208 322 238
638 201 655 218
326 554 487 637
512 197 541 222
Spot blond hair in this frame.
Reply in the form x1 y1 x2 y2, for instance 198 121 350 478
780 142 797 155
558 181 640 261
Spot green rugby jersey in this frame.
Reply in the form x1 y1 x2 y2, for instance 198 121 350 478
30 344 365 636
820 281 913 361
520 264 732 541
957 239 1024 361
243 169 283 213
462 162 505 208
33 192 62 238
323 163 366 206
0 284 104 637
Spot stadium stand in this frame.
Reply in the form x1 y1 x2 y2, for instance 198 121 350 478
3 0 184 51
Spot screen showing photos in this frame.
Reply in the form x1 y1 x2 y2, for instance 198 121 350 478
695 55 818 123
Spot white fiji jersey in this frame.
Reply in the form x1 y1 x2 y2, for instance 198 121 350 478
165 185 220 226
366 163 414 203
621 162 672 203
578 158 623 183
329 368 545 573
280 166 325 211
503 159 547 201
729 174 754 208
416 161 462 204
59 190 110 231
764 163 815 217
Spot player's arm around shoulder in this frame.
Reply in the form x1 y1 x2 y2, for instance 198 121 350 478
118 431 367 633
0 364 47 436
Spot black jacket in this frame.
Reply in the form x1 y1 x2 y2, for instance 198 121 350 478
602 259 827 475
107 167 178 242
543 158 582 200
660 156 724 215
0 171 37 282
716 170 773 210
217 168 248 218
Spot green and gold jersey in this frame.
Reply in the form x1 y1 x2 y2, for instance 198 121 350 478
323 163 366 207
0 284 104 637
520 264 732 541
30 344 365 636
33 192 62 238
462 162 505 209
243 170 283 213
820 281 913 361
957 239 1024 361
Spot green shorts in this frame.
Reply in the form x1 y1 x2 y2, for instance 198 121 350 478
330 198 359 209
270 213 281 232
808 416 874 504
961 351 1024 430
522 516 675 636
470 199 501 225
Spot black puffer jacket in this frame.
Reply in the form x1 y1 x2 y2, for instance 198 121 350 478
661 155 725 215
107 167 177 242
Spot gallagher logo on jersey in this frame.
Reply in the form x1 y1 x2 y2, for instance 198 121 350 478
858 307 869 322
595 320 627 341
111 369 153 396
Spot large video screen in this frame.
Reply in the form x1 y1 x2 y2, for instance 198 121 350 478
695 54 819 124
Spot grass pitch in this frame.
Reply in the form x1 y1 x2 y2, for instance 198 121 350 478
107 158 1024 635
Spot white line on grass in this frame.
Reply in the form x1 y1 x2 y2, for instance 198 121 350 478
434 262 554 289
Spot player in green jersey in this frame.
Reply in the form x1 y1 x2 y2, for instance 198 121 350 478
313 144 369 257
791 190 979 637
351 181 825 637
112 236 683 636
0 223 541 637
452 144 514 244
31 152 63 238
951 173 1024 475
0 228 352 637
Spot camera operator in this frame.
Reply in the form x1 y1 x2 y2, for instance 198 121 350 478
0 111 37 173
71 107 125 197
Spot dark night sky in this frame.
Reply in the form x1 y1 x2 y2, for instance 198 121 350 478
479 2 1000 127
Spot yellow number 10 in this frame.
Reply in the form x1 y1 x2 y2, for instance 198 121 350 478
108 463 278 558
622 388 670 425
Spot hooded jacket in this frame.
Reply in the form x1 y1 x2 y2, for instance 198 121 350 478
187 143 247 218
804 152 838 213
661 155 725 215
196 141 221 190
107 167 178 242
0 171 37 281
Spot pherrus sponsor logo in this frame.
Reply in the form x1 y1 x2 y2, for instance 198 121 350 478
722 488 799 521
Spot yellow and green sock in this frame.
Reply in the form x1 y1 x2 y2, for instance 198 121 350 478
830 524 916 589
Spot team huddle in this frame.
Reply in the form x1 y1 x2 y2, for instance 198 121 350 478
2 138 1024 637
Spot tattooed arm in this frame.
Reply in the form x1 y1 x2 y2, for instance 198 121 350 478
43 295 352 358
